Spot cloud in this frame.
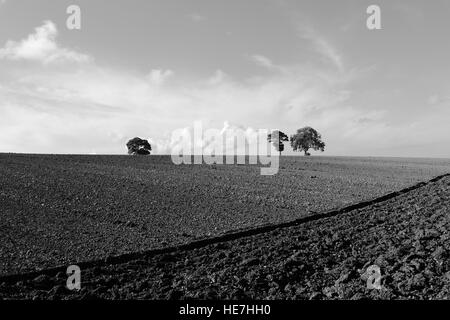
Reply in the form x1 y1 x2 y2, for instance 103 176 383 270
162 121 270 156
0 59 358 154
2 21 449 157
0 21 91 64
2 52 449 157
312 37 344 72
0 18 383 156
208 69 228 85
146 69 174 85
298 26 344 73
250 54 276 69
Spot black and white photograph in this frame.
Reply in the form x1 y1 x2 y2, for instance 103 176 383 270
0 0 449 313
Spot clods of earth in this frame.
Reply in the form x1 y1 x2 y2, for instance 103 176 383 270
1 174 449 300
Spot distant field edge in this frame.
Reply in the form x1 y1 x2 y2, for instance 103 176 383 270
1 172 449 283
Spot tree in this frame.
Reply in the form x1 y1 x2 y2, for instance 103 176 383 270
290 127 325 156
126 137 152 155
267 130 289 155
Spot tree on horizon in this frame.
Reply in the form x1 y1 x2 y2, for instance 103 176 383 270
267 130 289 156
126 137 152 155
290 127 325 156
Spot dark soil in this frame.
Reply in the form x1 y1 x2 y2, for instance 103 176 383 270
1 174 449 300
1 154 450 276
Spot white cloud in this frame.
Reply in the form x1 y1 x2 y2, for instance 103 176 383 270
2 21 449 157
2 54 449 157
0 59 358 154
208 69 228 85
146 69 174 85
250 54 275 69
0 21 91 64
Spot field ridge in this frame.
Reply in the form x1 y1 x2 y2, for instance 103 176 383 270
1 172 448 284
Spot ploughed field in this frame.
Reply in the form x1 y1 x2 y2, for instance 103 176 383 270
1 172 449 299
1 154 450 277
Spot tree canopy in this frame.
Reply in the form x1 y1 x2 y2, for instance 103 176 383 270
126 137 152 155
290 127 325 156
267 130 289 155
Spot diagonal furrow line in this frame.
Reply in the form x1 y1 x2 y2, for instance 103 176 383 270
1 173 449 283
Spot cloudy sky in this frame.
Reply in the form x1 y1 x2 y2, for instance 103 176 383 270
0 0 449 157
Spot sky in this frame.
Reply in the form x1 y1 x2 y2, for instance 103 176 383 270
0 0 449 157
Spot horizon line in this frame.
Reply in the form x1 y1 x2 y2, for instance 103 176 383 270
1 152 450 161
